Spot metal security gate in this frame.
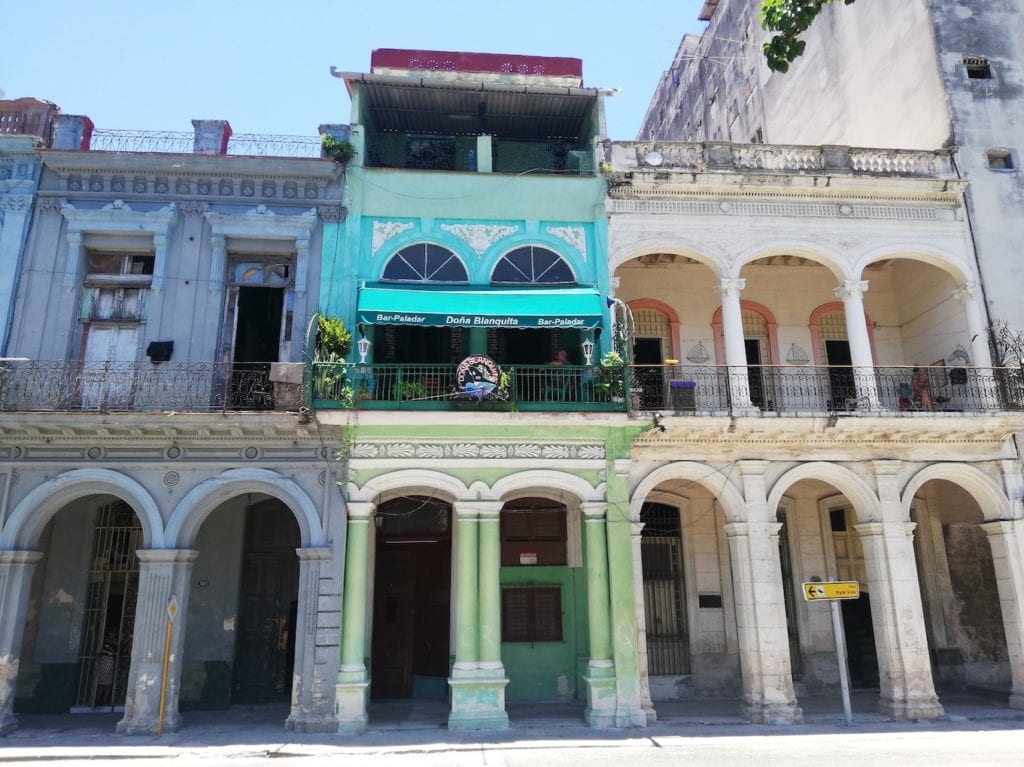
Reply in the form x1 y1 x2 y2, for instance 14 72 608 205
640 503 689 675
74 501 141 710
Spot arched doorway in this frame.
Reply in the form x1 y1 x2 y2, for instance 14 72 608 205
371 496 452 700
15 497 144 714
640 502 690 679
912 480 1010 696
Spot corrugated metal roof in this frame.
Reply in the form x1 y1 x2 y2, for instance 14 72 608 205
340 73 601 139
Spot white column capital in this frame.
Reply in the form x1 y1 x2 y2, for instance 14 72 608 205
295 546 333 561
0 551 43 566
135 549 199 565
454 500 503 519
581 502 608 519
715 277 746 299
834 280 869 301
346 502 375 520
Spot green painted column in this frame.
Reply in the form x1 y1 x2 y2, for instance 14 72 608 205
476 504 505 668
453 504 480 670
583 503 613 663
449 501 508 731
336 501 374 733
582 501 616 727
468 328 488 356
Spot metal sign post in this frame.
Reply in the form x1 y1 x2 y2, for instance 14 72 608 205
156 595 179 738
803 581 860 726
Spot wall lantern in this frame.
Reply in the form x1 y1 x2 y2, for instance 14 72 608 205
581 337 595 365
357 336 372 364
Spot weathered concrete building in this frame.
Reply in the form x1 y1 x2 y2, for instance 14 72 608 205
0 108 347 734
639 0 1024 351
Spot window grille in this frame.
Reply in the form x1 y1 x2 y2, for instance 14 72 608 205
501 586 563 643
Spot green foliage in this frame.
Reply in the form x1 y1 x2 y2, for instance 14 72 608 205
316 315 352 359
594 351 625 400
321 134 357 164
398 380 429 400
760 0 856 73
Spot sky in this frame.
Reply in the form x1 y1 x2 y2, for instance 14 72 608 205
1 0 705 142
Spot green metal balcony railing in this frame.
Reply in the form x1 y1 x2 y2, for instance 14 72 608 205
311 362 628 412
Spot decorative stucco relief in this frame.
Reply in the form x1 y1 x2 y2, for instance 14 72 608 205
350 441 605 460
439 223 519 255
372 221 415 256
546 225 587 261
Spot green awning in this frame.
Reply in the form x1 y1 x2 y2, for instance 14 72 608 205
357 285 604 329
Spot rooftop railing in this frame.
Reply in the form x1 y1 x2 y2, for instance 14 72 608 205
86 130 322 158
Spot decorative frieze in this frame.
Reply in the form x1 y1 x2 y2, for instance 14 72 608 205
607 198 943 221
546 225 586 261
349 441 606 460
371 221 415 256
439 223 519 255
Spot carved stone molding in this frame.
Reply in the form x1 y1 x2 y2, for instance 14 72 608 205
0 195 31 214
439 223 518 256
349 441 606 460
317 206 347 223
178 200 210 217
36 198 65 215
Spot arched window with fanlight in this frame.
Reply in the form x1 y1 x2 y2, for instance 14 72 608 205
490 246 575 285
381 243 468 284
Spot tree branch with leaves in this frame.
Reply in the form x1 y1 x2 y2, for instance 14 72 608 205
761 0 856 73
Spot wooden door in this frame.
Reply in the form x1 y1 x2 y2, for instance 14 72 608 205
232 504 299 703
371 550 416 697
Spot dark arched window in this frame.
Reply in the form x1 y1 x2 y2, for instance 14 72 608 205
382 243 468 283
491 246 575 285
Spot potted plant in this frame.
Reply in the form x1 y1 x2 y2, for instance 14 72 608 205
398 380 429 401
321 134 357 165
313 315 353 403
594 351 626 402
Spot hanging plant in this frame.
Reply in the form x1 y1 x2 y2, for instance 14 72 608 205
321 134 357 164
316 315 352 359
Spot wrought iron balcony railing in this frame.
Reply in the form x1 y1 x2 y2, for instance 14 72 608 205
629 364 1024 415
311 362 627 412
0 361 303 413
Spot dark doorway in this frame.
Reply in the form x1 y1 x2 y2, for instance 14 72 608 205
231 287 282 409
744 339 767 410
639 503 689 675
371 497 451 699
841 595 879 689
232 500 300 704
825 340 856 410
633 337 664 409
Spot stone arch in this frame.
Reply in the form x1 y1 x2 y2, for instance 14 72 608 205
1 468 164 549
630 462 746 523
808 301 878 366
609 238 726 277
853 244 974 284
767 462 879 522
732 240 849 281
902 463 1013 522
165 468 323 548
490 470 600 505
347 469 470 506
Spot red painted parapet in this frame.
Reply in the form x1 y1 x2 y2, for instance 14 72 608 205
370 49 583 85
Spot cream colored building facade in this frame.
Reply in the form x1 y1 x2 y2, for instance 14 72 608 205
606 139 1024 721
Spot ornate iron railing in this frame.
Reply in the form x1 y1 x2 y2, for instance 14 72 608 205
312 362 627 412
0 361 304 413
87 130 321 157
629 364 1024 415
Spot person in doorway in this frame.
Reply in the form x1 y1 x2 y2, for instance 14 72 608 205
549 349 569 366
95 633 116 707
911 366 934 410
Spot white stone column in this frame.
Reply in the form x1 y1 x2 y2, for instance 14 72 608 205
855 463 941 720
208 234 226 293
0 551 42 735
286 547 338 733
715 277 753 409
724 462 803 724
117 550 198 735
63 229 83 289
834 280 880 409
953 282 994 369
980 519 1024 709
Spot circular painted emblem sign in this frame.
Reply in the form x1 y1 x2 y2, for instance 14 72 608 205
455 355 500 400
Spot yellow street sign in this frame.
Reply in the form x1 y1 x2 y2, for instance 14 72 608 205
803 581 860 601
